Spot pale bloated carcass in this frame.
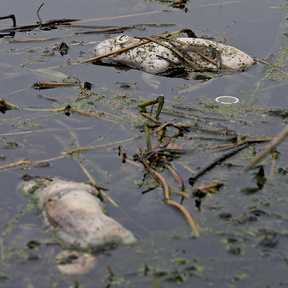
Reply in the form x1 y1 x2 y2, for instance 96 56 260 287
94 34 255 75
21 178 137 249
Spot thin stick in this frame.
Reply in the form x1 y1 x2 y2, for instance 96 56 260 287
0 14 16 27
33 82 80 88
197 183 223 190
37 3 45 25
245 124 288 170
76 10 160 24
70 108 117 123
140 113 161 124
270 152 278 176
166 165 185 189
0 159 31 170
173 190 191 198
137 98 159 108
144 125 152 151
10 26 132 44
107 264 114 277
67 136 139 155
143 36 200 70
79 30 184 64
54 119 119 207
76 160 118 207
254 57 288 76
0 18 80 33
0 99 117 123
0 238 4 260
189 143 249 183
142 159 199 237
0 156 66 172
167 199 199 237
0 127 92 137
200 0 251 7
143 160 169 200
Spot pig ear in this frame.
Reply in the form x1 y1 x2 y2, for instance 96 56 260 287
182 29 197 38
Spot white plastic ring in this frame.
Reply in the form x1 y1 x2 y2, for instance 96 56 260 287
215 96 239 104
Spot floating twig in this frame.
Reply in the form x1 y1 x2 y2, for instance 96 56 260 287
0 238 4 261
37 3 45 26
107 264 114 277
69 107 117 122
0 14 16 27
138 95 165 122
0 99 117 123
76 10 161 24
144 125 152 151
140 113 161 124
0 158 31 170
197 183 224 190
166 199 199 237
0 127 93 137
67 136 139 156
142 159 170 200
142 159 199 237
270 151 278 176
166 164 185 189
0 14 16 37
152 121 191 135
245 123 288 170
189 143 249 185
177 79 215 94
137 98 160 108
9 26 133 43
0 18 80 33
155 95 165 120
33 82 81 89
76 160 118 207
254 57 288 76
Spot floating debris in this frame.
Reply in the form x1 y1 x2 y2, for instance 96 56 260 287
215 96 239 104
93 34 255 75
20 178 137 249
56 250 96 274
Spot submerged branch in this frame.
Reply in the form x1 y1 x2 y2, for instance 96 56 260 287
76 160 118 207
197 183 224 190
254 57 288 76
166 199 199 238
140 113 161 124
144 125 152 151
189 142 249 184
142 159 199 237
37 3 45 25
166 164 185 189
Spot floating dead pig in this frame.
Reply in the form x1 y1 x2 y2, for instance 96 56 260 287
92 31 255 78
20 177 137 249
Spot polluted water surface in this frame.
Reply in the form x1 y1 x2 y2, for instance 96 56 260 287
0 0 288 287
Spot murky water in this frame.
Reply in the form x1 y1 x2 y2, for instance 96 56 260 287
1 0 288 287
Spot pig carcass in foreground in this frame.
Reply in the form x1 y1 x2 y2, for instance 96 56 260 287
20 177 137 249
